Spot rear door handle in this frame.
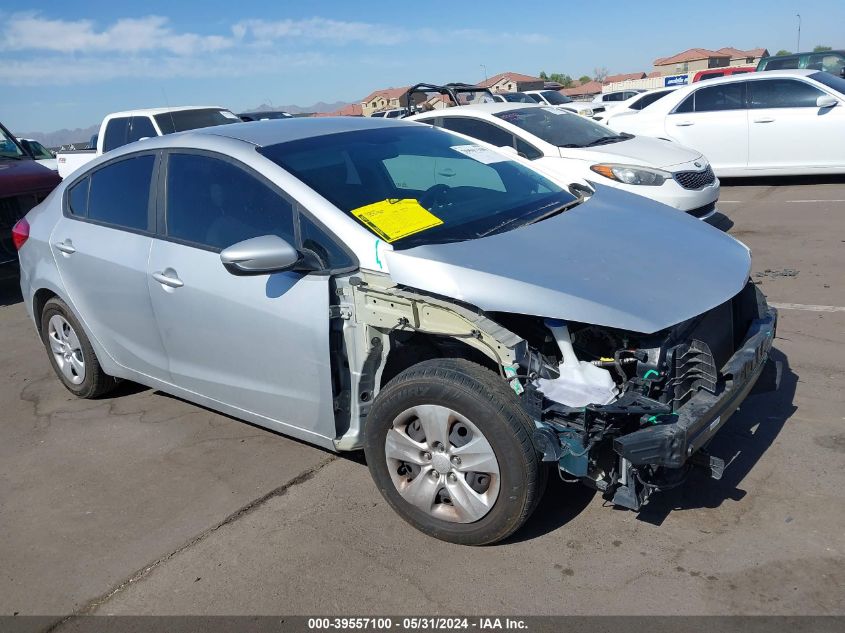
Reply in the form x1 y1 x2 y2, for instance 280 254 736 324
753 117 775 123
674 120 695 127
152 270 184 288
54 240 76 255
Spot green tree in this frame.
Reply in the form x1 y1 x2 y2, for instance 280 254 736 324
813 45 832 52
539 71 574 87
539 71 549 80
578 75 592 84
775 49 791 56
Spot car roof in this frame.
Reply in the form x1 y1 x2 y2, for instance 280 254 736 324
185 115 417 147
107 106 231 118
680 68 816 88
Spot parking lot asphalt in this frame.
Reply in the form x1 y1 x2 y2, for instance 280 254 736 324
1 176 844 623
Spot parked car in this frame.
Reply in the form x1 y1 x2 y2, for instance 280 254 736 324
371 109 405 119
591 89 645 106
15 117 776 545
491 92 537 104
56 106 240 178
599 88 677 124
757 50 845 78
609 70 845 176
409 103 720 221
692 67 756 82
0 122 61 265
238 110 294 122
20 139 58 172
522 90 604 118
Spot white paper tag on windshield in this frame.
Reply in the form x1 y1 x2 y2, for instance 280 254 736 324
543 107 567 115
220 110 239 119
450 144 508 164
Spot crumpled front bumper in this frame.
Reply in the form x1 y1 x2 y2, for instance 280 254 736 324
614 306 778 469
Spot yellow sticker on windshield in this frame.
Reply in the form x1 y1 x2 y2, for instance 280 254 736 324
351 199 443 243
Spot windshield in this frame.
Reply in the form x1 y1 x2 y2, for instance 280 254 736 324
0 127 26 160
538 91 573 105
495 107 629 148
248 112 293 120
22 139 54 159
154 108 239 134
502 93 536 103
260 126 576 249
810 71 845 95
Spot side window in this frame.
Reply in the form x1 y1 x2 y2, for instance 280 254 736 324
441 117 513 148
102 117 130 152
692 82 746 112
764 57 799 71
515 138 543 160
127 117 157 144
749 79 825 108
88 155 155 230
674 94 695 113
67 177 90 217
165 153 295 251
299 215 354 270
526 94 543 103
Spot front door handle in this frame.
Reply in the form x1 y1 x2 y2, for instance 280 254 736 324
152 270 184 288
54 240 76 255
674 120 695 127
753 117 775 123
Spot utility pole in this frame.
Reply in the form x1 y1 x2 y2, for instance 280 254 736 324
480 64 488 82
796 13 801 52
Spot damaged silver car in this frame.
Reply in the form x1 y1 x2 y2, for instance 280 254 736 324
15 117 777 545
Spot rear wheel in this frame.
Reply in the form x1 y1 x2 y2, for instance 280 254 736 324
364 359 545 545
40 297 118 399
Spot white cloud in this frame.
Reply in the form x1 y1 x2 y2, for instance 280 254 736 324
1 13 234 55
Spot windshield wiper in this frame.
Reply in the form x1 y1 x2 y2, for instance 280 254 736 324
584 135 627 147
477 198 582 238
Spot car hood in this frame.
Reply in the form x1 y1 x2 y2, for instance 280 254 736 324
559 135 702 169
0 158 61 197
384 185 750 334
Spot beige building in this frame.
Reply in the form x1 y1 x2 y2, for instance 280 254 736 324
360 86 411 117
476 72 544 94
653 47 769 76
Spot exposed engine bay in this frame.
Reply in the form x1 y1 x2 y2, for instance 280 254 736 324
330 270 777 513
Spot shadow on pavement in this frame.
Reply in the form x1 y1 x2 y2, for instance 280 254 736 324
505 472 596 544
636 347 797 525
0 271 22 307
720 174 845 187
709 211 734 232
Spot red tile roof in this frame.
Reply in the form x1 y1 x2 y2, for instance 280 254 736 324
603 72 646 84
476 72 544 89
561 81 603 96
654 47 768 66
360 86 410 104
312 103 364 117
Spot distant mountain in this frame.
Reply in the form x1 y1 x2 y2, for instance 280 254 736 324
241 101 352 115
15 125 99 149
17 100 354 148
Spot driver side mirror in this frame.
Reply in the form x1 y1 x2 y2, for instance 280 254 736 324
220 235 301 275
817 94 838 108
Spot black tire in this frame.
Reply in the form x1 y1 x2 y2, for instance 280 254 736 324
40 297 118 399
364 358 546 545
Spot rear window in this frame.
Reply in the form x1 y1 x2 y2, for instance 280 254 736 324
154 109 239 134
810 71 845 94
259 126 574 248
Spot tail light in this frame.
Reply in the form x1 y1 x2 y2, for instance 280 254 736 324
12 217 30 250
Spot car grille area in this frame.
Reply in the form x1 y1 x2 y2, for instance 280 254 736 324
674 165 716 190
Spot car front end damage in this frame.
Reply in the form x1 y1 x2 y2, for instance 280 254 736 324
332 269 776 513
522 281 776 510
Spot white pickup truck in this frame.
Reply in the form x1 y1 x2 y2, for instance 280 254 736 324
56 106 240 178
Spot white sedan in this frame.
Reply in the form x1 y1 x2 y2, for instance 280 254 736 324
598 88 677 124
608 69 845 176
409 103 720 220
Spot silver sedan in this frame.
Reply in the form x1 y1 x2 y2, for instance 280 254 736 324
14 117 775 544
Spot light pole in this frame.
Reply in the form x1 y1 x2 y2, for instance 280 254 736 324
480 64 488 82
796 13 801 52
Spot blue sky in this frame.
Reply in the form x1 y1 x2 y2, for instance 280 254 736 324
2 0 843 132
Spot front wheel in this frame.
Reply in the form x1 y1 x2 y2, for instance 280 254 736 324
364 359 545 545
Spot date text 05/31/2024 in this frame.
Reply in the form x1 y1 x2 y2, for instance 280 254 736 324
307 617 529 630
